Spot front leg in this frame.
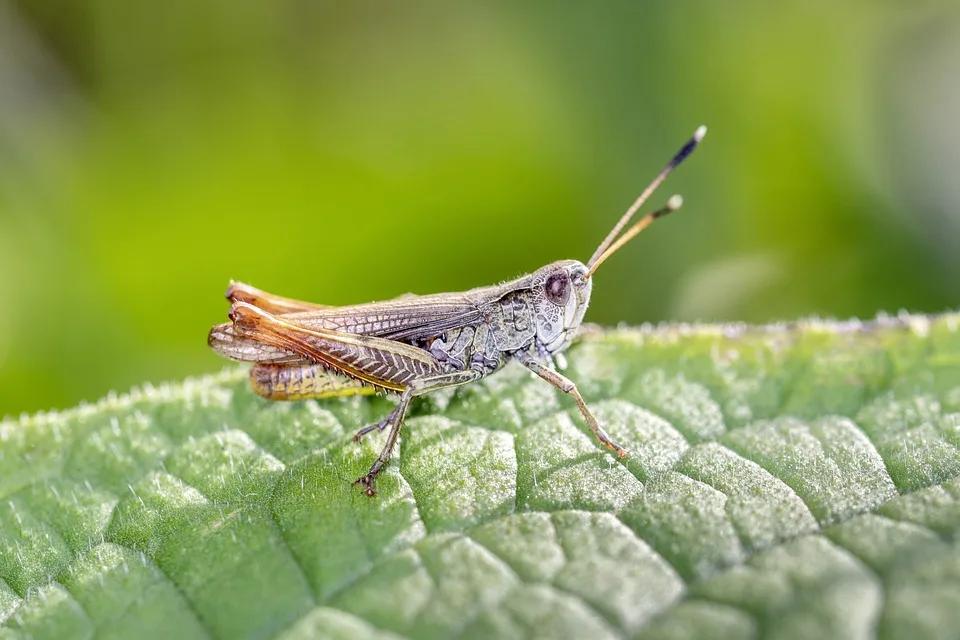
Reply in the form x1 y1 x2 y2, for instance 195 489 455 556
353 369 481 496
513 350 628 459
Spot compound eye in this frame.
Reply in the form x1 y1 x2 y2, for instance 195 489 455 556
544 271 570 306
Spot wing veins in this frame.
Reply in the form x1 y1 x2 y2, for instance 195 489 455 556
231 303 443 391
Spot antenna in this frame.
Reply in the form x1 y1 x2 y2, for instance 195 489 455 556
585 125 706 278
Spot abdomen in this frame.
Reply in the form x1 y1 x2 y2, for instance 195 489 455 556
249 363 379 400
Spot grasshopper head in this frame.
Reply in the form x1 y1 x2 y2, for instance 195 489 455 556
530 259 592 355
531 126 707 357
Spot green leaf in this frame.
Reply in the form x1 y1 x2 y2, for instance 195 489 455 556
2 314 960 639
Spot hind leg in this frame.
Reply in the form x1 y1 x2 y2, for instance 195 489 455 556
353 369 480 496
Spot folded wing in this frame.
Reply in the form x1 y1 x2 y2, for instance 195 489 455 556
210 282 496 366
226 302 444 392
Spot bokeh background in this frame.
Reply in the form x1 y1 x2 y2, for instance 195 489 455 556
1 1 959 415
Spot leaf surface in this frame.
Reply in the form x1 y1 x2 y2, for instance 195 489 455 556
2 315 960 639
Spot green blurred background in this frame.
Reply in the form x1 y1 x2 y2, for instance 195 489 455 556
1 1 958 415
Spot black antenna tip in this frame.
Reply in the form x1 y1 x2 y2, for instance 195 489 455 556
669 125 708 170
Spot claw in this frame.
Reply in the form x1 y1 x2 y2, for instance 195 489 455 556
607 443 630 460
604 441 629 459
353 474 377 497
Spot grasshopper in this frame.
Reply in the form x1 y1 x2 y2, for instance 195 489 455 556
208 125 706 495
